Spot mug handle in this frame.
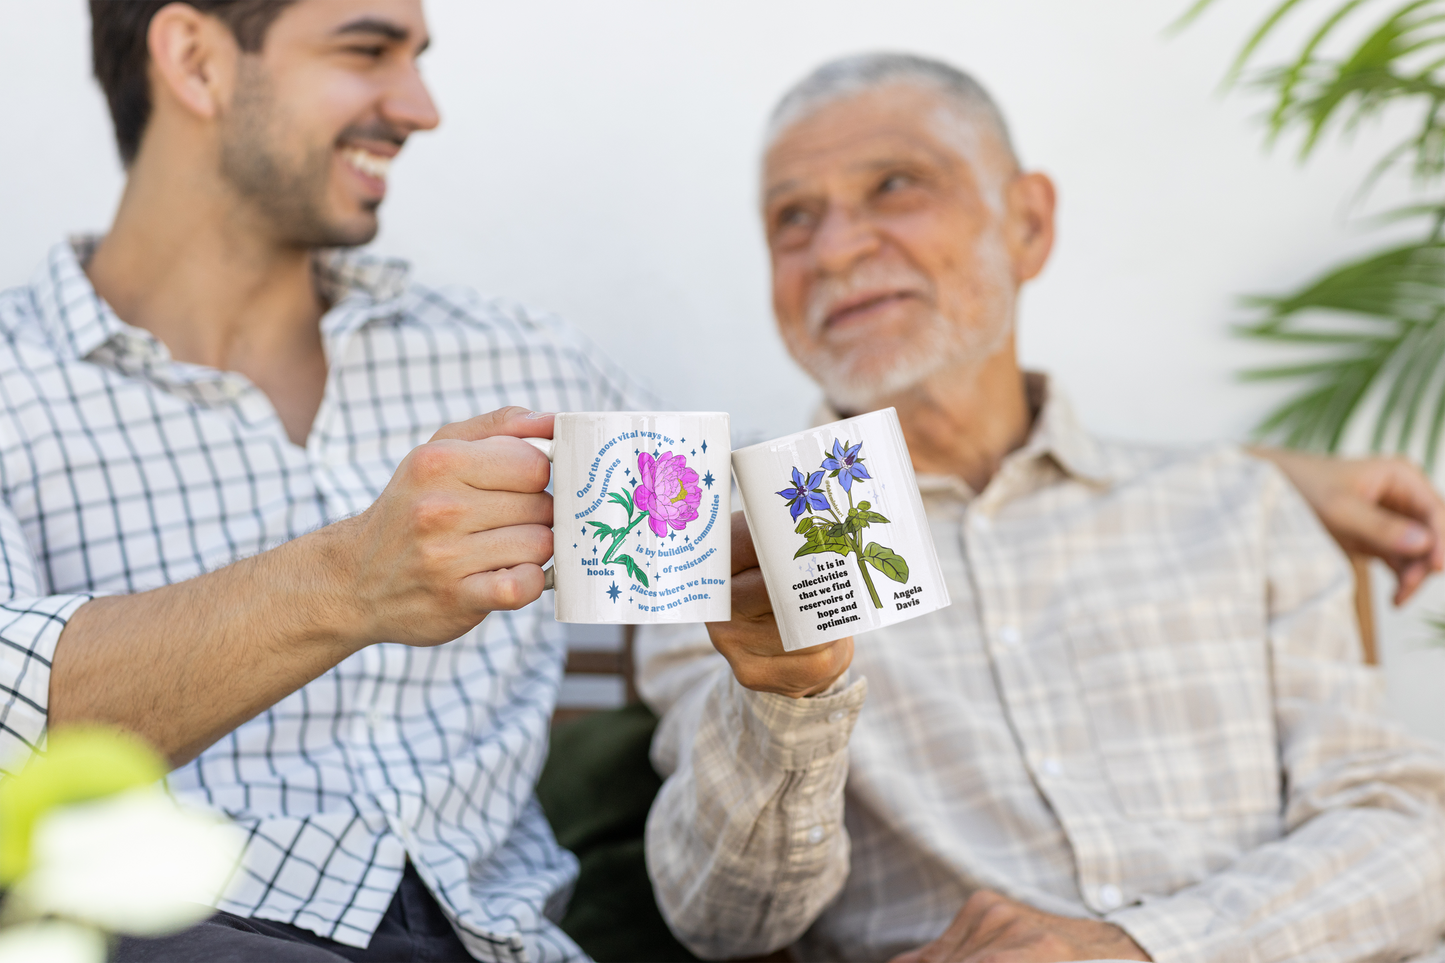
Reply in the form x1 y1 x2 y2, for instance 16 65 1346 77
521 437 557 590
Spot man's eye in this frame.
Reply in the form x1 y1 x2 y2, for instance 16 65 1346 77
347 45 387 58
775 207 814 232
878 173 914 194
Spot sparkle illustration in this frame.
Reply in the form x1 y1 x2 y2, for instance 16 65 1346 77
691 449 696 457
702 471 715 489
700 440 708 453
607 582 621 602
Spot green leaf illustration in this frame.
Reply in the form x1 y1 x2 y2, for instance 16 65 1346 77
607 490 635 518
795 516 818 535
586 521 616 540
862 542 910 583
794 530 851 559
860 510 891 525
615 553 650 588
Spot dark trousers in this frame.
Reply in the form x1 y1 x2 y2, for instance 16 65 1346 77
114 861 474 963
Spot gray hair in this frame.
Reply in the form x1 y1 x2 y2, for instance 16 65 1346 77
765 52 1020 171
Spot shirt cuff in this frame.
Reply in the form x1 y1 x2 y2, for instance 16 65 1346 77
0 593 93 766
1108 893 1230 963
730 671 867 771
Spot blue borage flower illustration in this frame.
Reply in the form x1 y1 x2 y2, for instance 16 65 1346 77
777 467 830 522
822 439 871 492
776 437 910 609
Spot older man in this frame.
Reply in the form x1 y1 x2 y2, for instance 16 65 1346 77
638 54 1445 963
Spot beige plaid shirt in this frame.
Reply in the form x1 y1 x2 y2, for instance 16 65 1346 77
638 377 1445 963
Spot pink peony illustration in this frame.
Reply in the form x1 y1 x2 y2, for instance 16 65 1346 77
634 450 702 537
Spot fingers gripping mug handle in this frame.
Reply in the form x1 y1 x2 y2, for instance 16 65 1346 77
521 436 558 590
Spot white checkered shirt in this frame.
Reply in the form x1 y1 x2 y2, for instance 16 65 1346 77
0 238 653 962
639 377 1445 963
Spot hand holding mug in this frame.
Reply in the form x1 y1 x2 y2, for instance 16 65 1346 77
707 511 853 698
334 407 556 649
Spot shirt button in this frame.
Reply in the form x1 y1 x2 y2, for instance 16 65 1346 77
1097 884 1123 910
806 825 826 845
827 710 846 724
997 625 1020 647
1040 757 1063 777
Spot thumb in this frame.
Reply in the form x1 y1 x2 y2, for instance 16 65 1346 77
431 407 555 443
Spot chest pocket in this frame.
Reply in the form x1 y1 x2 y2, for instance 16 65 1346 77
1065 596 1281 821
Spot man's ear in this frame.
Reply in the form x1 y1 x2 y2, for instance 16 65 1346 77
145 2 240 122
1004 171 1057 284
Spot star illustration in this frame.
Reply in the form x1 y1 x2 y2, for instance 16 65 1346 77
668 532 676 541
700 440 708 453
691 449 696 457
573 543 577 549
702 471 715 489
607 582 621 602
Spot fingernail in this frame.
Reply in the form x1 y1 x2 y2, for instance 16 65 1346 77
1399 525 1430 551
525 410 553 420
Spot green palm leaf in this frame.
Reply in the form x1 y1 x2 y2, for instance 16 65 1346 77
1237 240 1445 461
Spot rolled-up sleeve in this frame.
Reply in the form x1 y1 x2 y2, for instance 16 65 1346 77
0 501 91 771
1110 466 1445 963
639 622 866 960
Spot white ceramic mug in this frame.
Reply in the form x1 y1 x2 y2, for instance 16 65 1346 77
731 407 950 651
525 412 731 624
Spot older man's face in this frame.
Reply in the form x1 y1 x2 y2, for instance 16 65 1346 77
762 84 1027 410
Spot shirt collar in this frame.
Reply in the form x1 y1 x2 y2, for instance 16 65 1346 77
29 236 412 363
1009 371 1115 487
812 371 1117 499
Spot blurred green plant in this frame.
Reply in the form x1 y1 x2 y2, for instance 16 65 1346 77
1180 0 1445 466
0 728 243 963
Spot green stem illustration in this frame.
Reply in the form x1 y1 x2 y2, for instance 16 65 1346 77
825 477 882 608
851 530 882 607
601 511 649 566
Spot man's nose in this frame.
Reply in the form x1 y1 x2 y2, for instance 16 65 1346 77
384 63 442 134
811 206 880 275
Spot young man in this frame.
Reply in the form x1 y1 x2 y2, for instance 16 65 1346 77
0 2 651 960
640 54 1445 963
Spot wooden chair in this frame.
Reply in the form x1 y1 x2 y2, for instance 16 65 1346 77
554 626 638 725
1351 555 1379 666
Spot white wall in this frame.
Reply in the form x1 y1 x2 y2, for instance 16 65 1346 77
3 0 1443 739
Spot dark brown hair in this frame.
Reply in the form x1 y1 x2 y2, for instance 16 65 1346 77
90 0 296 165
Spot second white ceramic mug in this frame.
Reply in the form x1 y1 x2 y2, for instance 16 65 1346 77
732 408 950 651
526 411 731 624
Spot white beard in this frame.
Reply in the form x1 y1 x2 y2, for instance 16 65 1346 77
786 232 1016 411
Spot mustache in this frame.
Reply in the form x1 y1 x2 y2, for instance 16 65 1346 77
804 262 933 334
336 121 409 148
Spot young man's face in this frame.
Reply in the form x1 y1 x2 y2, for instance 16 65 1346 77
216 0 439 248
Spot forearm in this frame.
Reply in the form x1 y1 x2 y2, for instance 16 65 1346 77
1112 803 1445 963
49 518 363 766
646 666 865 960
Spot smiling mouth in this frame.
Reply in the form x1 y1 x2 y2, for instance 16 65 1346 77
824 291 918 330
340 146 394 184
